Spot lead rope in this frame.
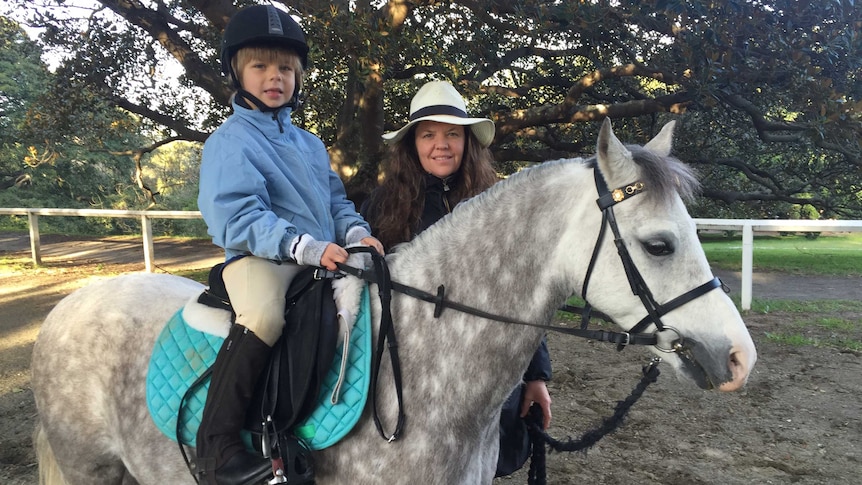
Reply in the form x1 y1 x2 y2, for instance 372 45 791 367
525 358 662 485
526 403 547 484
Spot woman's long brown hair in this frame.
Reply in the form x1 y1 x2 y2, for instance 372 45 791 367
367 127 499 249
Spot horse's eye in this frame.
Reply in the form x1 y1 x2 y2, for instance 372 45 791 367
643 239 673 256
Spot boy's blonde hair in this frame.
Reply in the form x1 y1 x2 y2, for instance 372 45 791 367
232 45 304 96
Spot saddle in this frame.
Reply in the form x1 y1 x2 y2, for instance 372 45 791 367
197 263 340 439
147 251 379 483
184 263 339 483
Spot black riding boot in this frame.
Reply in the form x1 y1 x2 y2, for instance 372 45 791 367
196 324 273 485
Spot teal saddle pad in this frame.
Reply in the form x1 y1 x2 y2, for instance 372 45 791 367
146 286 371 451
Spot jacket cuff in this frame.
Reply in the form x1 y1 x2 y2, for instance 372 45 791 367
346 225 371 245
289 234 329 267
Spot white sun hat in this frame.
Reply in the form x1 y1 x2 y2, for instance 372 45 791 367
382 80 496 148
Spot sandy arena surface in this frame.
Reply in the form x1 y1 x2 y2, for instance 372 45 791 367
1 233 860 484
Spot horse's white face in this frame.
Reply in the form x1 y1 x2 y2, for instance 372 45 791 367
584 120 756 391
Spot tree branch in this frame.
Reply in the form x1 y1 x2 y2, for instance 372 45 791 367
110 95 210 142
99 0 231 104
717 92 808 142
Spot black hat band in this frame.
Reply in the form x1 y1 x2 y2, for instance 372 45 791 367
410 104 468 121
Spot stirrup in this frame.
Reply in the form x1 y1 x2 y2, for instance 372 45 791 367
267 434 314 484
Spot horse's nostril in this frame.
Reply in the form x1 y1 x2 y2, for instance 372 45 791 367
729 351 740 367
719 349 753 392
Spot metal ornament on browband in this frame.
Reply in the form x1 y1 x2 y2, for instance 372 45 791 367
582 167 723 351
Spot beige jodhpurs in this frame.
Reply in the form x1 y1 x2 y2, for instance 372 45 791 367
221 256 305 346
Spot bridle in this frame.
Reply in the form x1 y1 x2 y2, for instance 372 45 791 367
580 167 726 352
516 167 731 484
339 167 725 352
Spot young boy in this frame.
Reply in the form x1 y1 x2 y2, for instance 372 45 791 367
195 5 383 484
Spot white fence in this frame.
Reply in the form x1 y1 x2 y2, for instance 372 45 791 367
694 219 862 309
2 208 861 310
0 208 201 273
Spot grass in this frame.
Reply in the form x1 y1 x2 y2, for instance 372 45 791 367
0 255 32 272
746 299 862 313
173 267 210 284
701 234 862 352
764 329 862 352
700 233 862 276
763 332 817 347
757 301 862 352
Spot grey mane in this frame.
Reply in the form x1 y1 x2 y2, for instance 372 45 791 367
573 145 701 207
482 142 700 212
627 144 700 204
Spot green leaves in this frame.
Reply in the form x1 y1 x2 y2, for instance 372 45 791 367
2 0 861 218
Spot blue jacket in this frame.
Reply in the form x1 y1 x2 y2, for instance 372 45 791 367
198 100 369 261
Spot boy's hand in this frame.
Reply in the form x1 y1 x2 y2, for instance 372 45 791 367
320 243 348 271
360 236 385 255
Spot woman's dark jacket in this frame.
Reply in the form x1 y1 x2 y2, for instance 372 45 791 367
361 173 552 476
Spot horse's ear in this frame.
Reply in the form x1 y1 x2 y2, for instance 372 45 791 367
643 121 676 157
596 118 636 183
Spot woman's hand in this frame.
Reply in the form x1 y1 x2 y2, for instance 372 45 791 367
521 379 552 429
360 236 385 255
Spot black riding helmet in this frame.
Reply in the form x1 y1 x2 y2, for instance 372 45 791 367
221 4 309 110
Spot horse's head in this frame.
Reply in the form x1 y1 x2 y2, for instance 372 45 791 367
583 119 756 391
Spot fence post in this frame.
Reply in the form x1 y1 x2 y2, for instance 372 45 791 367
27 210 42 266
141 215 155 273
740 223 753 310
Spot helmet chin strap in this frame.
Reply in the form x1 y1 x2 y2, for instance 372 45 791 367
236 88 303 112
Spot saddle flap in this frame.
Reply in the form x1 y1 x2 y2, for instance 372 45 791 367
246 267 339 434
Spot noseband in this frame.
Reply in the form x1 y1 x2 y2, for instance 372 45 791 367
581 167 725 351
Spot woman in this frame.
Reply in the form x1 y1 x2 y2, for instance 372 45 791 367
361 80 552 477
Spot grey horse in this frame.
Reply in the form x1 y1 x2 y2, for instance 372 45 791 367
32 119 756 484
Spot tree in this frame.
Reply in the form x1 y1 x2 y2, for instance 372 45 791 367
0 16 50 191
0 15 161 233
5 0 862 217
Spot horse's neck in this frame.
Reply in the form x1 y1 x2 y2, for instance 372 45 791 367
384 160 597 407
396 159 595 322
350 161 598 474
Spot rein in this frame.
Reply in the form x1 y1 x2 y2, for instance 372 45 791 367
336 255 658 348
523 357 662 485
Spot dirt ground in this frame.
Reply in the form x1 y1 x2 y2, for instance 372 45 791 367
1 234 861 484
